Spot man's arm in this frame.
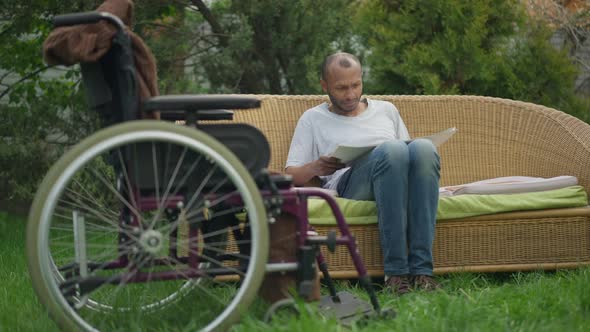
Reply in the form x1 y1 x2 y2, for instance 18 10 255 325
285 156 345 186
286 109 345 186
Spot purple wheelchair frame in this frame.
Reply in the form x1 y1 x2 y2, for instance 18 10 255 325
90 185 381 313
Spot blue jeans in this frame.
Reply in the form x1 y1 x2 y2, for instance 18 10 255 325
336 139 440 276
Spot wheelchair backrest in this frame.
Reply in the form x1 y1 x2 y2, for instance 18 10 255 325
78 36 270 190
80 38 139 127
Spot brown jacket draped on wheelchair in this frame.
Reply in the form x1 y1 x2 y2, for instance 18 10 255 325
43 0 159 119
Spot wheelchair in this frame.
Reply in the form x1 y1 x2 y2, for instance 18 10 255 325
26 11 390 331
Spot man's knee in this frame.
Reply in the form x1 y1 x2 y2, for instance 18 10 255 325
374 140 409 165
409 139 438 160
408 139 440 173
409 138 436 152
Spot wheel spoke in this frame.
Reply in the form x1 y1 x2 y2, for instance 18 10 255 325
149 147 187 230
89 167 143 225
116 149 139 218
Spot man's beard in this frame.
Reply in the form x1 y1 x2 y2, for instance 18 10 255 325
328 94 359 113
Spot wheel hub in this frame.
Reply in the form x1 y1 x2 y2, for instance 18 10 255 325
138 229 163 255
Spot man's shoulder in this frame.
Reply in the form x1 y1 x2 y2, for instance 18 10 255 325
301 102 329 119
306 102 329 112
367 98 399 114
367 98 396 109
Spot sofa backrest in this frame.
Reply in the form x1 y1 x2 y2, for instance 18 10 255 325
226 94 590 192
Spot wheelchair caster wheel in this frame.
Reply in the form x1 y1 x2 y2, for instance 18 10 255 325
263 298 312 322
263 298 298 322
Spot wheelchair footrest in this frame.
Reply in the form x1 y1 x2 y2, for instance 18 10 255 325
318 291 375 326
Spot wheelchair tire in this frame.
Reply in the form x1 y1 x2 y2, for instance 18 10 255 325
26 120 269 331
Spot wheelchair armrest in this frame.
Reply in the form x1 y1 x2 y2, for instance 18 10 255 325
158 109 234 121
255 173 293 190
143 95 261 112
270 174 294 189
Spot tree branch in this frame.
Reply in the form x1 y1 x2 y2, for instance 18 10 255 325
0 69 16 83
0 65 53 100
189 0 228 46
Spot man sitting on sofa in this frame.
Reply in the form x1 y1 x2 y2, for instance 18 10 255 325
285 52 441 295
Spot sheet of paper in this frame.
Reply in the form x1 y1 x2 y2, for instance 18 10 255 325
328 127 457 163
329 144 377 163
408 127 457 147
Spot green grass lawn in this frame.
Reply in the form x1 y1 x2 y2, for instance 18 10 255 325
2 210 589 331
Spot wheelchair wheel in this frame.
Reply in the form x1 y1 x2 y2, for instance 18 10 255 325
27 120 269 331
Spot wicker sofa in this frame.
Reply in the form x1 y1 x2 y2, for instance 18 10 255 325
226 94 590 278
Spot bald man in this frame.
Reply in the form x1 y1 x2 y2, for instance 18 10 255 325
285 52 441 295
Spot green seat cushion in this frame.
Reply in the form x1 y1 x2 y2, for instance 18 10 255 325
308 197 378 225
308 185 588 225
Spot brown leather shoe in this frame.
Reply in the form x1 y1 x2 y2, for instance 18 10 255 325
411 275 441 291
384 275 411 295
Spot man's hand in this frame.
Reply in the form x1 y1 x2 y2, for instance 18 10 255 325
311 156 346 176
285 156 346 187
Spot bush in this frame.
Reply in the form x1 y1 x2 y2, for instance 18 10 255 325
356 0 589 121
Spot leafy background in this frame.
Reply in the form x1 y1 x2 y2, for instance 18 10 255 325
1 0 589 211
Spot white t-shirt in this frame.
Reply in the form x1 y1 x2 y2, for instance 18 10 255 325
286 98 411 190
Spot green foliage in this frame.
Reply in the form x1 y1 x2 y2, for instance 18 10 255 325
355 0 588 121
357 0 523 94
0 1 98 203
134 1 197 94
1 77 93 202
499 22 589 121
195 0 358 94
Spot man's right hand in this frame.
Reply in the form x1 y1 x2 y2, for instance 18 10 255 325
285 156 346 186
310 156 346 176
